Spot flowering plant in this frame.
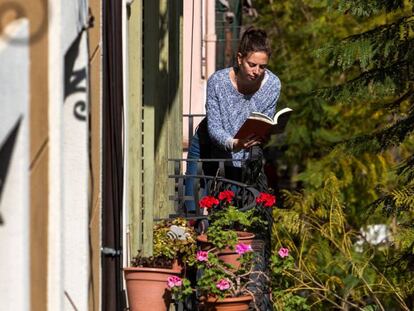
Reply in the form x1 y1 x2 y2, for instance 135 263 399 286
270 246 307 310
271 246 293 272
169 242 267 304
256 192 277 207
199 190 276 249
168 191 276 304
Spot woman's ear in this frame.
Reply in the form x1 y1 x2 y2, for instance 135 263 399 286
237 53 243 66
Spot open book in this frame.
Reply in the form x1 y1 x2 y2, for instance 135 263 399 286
234 107 293 140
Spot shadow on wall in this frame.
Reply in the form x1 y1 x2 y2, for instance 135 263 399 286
64 32 88 122
0 117 22 225
144 1 183 151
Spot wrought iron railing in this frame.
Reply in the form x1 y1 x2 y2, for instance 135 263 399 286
167 157 272 310
168 158 260 219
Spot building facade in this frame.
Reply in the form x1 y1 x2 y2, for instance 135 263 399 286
0 0 248 309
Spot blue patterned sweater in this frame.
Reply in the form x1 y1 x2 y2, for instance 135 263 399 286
206 67 281 166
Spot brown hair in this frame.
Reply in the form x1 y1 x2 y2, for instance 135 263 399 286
237 26 272 58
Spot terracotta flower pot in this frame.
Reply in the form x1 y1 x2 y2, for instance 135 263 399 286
218 231 255 269
203 294 253 311
123 266 181 311
196 233 214 251
197 231 255 269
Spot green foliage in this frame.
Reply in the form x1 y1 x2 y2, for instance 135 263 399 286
170 191 276 305
132 218 197 266
335 0 405 17
202 191 271 249
252 0 414 309
208 206 257 230
206 226 239 250
153 218 197 261
195 251 257 299
169 278 192 302
271 249 310 310
170 246 263 303
206 206 262 249
271 188 414 310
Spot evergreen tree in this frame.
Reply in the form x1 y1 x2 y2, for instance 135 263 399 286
253 0 414 309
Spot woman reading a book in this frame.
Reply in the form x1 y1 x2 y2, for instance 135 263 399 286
185 27 281 210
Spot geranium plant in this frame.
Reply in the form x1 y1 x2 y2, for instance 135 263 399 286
199 190 276 250
166 191 277 306
270 246 310 310
168 242 269 307
131 217 197 268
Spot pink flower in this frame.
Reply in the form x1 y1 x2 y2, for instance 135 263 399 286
216 279 230 291
167 276 182 289
218 190 235 203
199 196 219 209
256 192 276 207
235 243 252 255
196 250 208 262
278 247 289 258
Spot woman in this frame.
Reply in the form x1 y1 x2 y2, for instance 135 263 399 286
185 27 281 210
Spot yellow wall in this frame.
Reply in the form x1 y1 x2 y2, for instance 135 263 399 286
88 0 102 309
18 1 50 309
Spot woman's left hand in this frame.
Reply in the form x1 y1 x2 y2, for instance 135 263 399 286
232 135 263 151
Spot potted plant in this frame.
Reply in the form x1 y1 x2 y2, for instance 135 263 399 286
166 192 276 310
197 190 276 268
123 218 197 311
169 244 269 310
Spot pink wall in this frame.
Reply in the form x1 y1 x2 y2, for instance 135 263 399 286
182 0 216 149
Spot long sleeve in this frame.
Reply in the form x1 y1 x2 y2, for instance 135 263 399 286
261 75 281 118
203 68 282 166
206 78 234 151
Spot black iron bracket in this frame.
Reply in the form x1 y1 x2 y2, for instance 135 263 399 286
101 247 122 257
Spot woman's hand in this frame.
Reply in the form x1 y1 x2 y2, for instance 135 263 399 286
232 135 263 151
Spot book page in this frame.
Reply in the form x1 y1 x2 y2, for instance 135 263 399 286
273 107 293 123
249 112 274 123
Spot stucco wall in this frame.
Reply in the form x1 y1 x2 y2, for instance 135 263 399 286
48 0 90 309
62 31 90 311
0 1 100 310
0 18 30 311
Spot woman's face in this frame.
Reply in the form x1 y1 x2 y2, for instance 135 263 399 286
237 51 269 82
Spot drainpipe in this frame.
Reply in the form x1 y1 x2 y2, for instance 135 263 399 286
204 0 216 79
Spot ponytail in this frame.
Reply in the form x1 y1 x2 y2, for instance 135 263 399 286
237 26 272 57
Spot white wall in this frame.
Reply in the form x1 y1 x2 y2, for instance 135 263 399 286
48 0 90 309
0 18 30 311
62 30 90 311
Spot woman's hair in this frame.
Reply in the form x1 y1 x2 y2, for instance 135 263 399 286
237 26 271 58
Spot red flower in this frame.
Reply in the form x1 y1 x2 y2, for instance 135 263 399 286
256 192 276 207
199 196 219 209
218 190 235 203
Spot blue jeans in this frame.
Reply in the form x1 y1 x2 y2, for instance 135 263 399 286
185 132 202 212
